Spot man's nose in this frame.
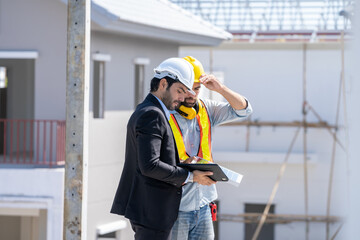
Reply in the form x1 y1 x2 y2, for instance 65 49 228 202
179 93 185 102
186 91 193 98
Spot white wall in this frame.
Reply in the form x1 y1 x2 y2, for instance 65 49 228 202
0 0 181 120
0 111 135 240
344 5 360 239
0 168 65 240
0 1 188 239
87 111 134 240
0 0 68 120
180 43 348 240
180 43 343 123
91 31 179 111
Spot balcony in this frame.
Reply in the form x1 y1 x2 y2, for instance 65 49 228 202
0 119 65 167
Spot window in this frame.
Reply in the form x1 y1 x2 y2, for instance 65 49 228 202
0 67 7 154
245 203 275 240
0 57 35 156
134 58 150 108
92 53 111 119
0 66 7 118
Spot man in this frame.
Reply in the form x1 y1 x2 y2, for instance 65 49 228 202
111 57 216 240
170 56 253 240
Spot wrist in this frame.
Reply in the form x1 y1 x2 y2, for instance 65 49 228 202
216 84 227 94
188 172 194 183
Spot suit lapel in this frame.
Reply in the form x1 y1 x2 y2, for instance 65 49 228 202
145 93 180 163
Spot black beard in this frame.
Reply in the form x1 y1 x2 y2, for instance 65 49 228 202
182 100 196 108
162 89 176 110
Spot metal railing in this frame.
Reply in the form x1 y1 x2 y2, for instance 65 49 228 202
0 119 66 167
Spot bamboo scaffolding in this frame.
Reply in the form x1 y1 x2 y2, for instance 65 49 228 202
341 33 350 210
245 116 251 152
330 222 344 240
214 31 348 240
219 213 342 224
251 127 301 240
221 118 346 152
302 43 310 240
221 120 336 129
307 104 346 151
209 48 214 100
326 64 343 240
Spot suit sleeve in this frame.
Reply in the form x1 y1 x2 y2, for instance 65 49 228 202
136 109 188 186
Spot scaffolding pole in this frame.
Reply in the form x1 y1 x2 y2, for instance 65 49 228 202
326 67 343 240
330 222 344 240
63 0 91 239
251 127 301 240
340 28 351 218
219 213 341 224
302 43 310 240
222 120 337 129
307 104 346 151
209 47 214 100
326 29 347 240
245 116 251 152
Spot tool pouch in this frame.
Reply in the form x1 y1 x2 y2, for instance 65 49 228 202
209 202 217 221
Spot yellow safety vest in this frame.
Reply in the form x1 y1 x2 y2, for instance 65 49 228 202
169 99 213 162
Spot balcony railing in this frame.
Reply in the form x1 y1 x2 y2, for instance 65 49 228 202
0 119 66 167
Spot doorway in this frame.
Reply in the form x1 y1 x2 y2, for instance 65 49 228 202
0 59 35 157
244 203 275 240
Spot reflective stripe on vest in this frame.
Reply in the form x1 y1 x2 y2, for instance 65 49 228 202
169 99 213 162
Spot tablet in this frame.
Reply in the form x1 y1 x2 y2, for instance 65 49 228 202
178 163 229 182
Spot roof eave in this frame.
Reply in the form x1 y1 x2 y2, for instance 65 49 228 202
91 6 232 46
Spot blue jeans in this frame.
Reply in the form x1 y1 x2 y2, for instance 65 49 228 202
171 204 214 240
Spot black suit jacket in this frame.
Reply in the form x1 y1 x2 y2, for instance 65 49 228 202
111 93 189 231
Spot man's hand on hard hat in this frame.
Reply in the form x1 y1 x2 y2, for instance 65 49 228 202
200 74 248 110
199 74 224 93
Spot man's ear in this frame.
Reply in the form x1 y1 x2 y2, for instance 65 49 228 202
159 78 167 91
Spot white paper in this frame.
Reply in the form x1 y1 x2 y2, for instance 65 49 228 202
219 166 243 187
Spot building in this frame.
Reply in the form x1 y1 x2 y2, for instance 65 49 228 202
0 0 230 239
175 0 352 239
180 41 348 240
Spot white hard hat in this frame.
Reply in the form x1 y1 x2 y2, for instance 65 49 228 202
154 58 195 95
